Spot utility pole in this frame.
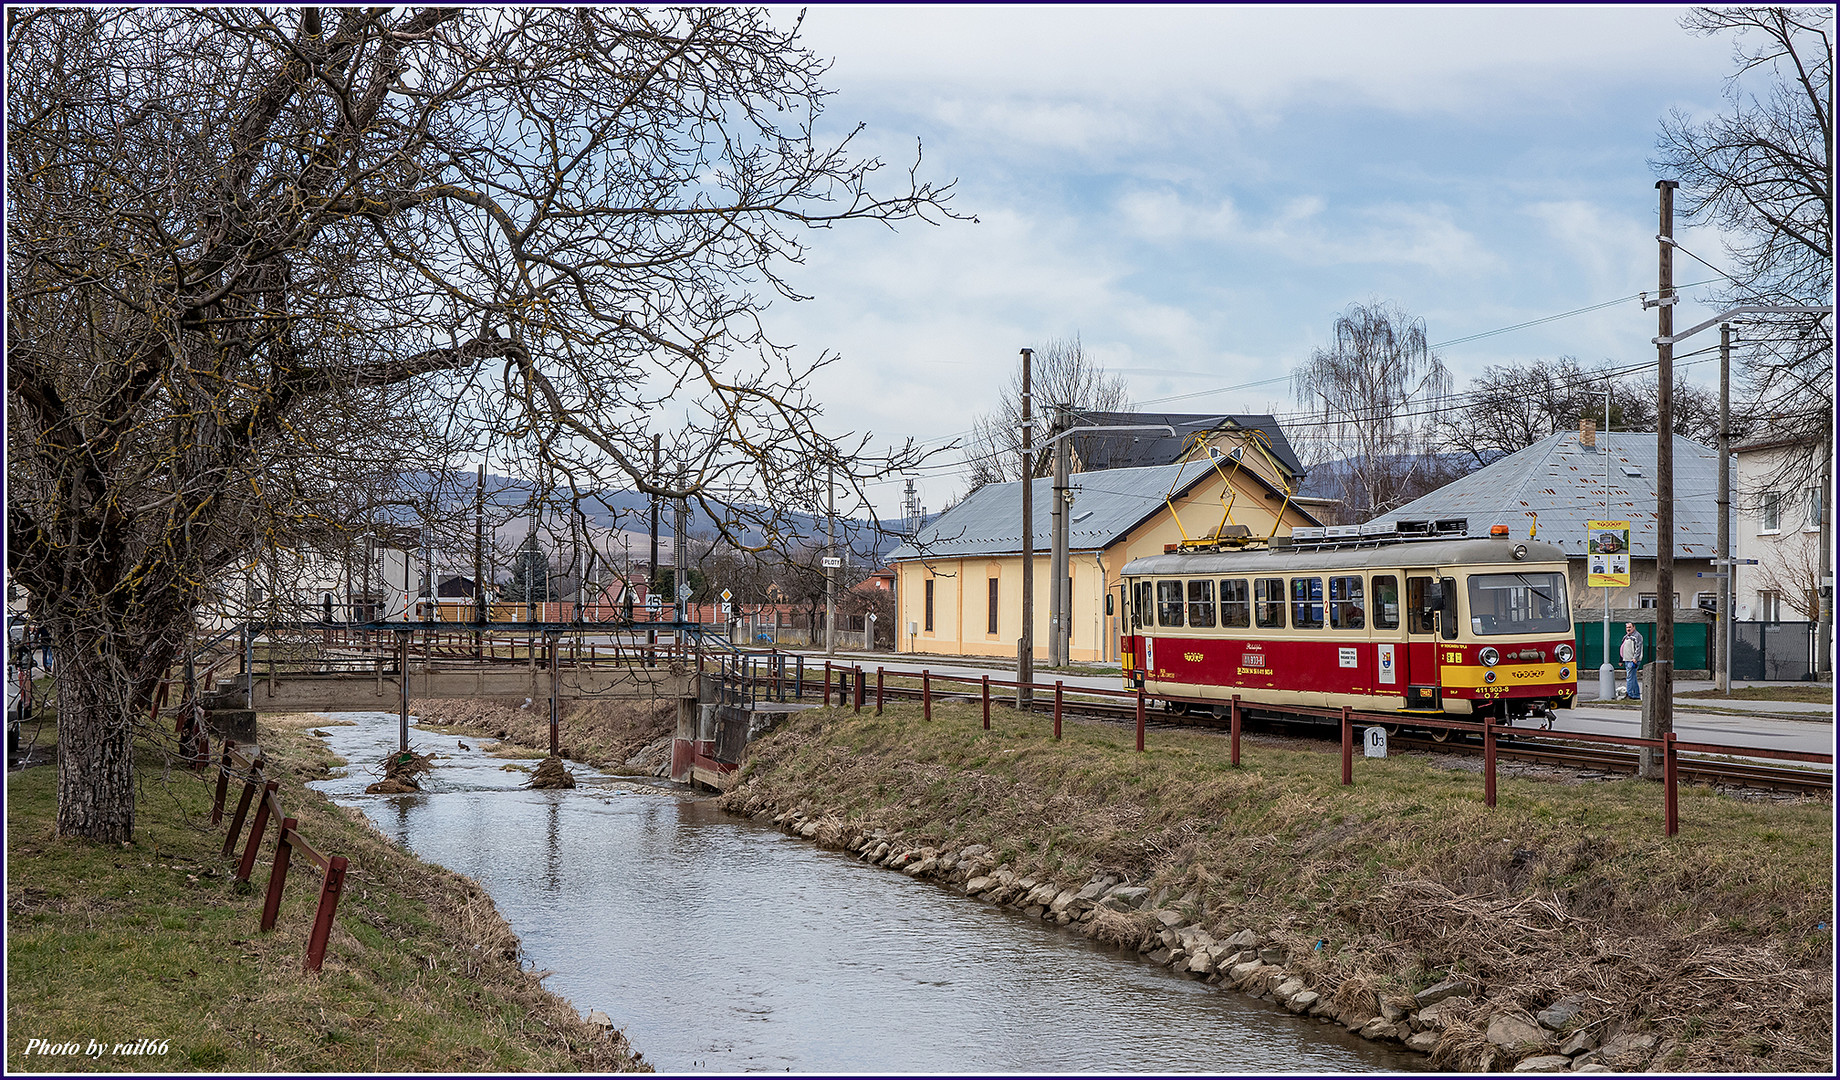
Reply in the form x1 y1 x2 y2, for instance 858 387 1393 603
1018 348 1035 710
1599 384 1615 701
1717 324 1732 693
1647 179 1678 780
825 459 836 657
1049 401 1070 668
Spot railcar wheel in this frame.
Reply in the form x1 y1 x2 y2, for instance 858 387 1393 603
1428 725 1451 743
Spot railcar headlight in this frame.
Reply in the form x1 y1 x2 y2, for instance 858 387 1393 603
1555 644 1574 664
1479 647 1500 667
1513 544 1528 561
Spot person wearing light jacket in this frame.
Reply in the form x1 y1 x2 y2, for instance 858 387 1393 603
1618 622 1644 701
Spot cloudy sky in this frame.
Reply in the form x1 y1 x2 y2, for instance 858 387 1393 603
745 4 1753 521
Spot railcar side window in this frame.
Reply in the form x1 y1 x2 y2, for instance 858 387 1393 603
1372 575 1400 630
1156 580 1185 627
1465 572 1571 635
1187 579 1216 628
1132 581 1147 629
1290 576 1324 629
1254 578 1286 628
1328 576 1366 629
1220 579 1251 628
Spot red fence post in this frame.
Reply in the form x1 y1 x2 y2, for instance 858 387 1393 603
1135 687 1146 752
1053 681 1063 741
1664 731 1679 837
1230 695 1241 767
1483 714 1497 808
222 766 262 858
875 667 884 716
260 818 296 931
823 661 832 705
212 740 236 826
922 670 931 721
304 855 348 973
1340 706 1353 786
853 667 863 713
236 782 280 883
981 675 991 730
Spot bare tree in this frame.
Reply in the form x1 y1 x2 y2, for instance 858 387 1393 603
1654 6 1833 483
5 7 955 842
1439 357 1723 467
1291 300 1453 519
962 334 1128 490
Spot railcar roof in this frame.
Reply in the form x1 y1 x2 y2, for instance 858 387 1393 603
1121 536 1569 576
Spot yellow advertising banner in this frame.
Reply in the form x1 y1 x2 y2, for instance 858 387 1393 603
1587 520 1631 587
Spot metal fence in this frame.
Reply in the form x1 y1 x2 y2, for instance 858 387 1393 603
1729 621 1818 682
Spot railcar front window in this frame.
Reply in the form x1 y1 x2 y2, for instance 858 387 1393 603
1156 580 1185 627
1220 579 1251 628
1290 576 1324 629
1187 579 1215 627
1466 573 1571 635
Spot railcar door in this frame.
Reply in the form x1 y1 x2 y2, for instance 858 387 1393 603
1402 575 1441 710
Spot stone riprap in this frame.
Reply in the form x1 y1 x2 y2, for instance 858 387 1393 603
729 794 1668 1073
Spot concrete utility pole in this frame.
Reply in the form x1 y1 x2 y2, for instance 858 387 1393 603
1049 401 1070 668
826 459 836 657
475 463 487 625
674 473 688 628
1598 386 1615 702
1646 179 1678 780
1717 324 1732 693
1017 348 1034 711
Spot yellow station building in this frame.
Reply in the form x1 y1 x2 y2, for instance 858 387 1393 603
889 417 1326 662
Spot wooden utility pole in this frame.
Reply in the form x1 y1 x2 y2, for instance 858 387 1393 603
1018 348 1034 710
1647 179 1678 779
1049 401 1070 668
1717 323 1731 693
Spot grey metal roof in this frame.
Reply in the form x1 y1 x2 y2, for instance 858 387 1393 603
1066 412 1306 479
890 460 1234 561
1364 432 1718 560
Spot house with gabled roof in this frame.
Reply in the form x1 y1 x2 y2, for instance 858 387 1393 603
889 455 1321 662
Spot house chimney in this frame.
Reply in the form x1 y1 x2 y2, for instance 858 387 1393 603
1579 417 1596 449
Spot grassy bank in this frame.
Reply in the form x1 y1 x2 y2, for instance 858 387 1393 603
5 714 649 1073
410 697 678 773
716 700 1833 1072
1677 685 1833 704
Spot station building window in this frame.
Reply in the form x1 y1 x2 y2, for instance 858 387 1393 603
988 578 999 635
924 579 934 632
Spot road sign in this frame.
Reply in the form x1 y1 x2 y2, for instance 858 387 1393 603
720 588 732 603
1711 558 1759 565
1586 520 1631 588
646 595 661 612
1695 572 1728 578
1363 726 1388 759
676 583 692 601
720 603 732 618
821 557 842 569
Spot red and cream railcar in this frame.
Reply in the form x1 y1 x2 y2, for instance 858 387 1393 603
1118 521 1578 726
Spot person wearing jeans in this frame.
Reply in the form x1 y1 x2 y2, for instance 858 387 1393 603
1619 622 1644 700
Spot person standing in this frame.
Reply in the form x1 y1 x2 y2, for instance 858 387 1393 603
1619 622 1644 701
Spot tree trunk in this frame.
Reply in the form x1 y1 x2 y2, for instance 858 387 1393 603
50 620 139 843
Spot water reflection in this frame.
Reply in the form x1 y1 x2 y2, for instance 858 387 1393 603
311 712 1417 1074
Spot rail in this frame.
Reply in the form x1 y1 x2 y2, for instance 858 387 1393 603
721 650 1832 840
211 742 349 972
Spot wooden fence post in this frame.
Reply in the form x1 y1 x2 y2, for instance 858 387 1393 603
236 782 280 883
1230 695 1241 767
1483 714 1497 808
875 667 884 716
1053 682 1063 740
212 740 236 825
1340 707 1353 786
981 675 990 730
1135 688 1146 752
222 763 264 858
922 670 931 721
1664 731 1679 836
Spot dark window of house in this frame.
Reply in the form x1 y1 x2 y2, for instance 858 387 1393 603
1220 579 1251 628
924 579 934 632
1372 575 1400 630
1156 580 1185 627
1328 575 1366 629
1254 577 1286 628
988 577 999 634
1290 576 1324 629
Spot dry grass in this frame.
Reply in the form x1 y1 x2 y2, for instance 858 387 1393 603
5 713 649 1073
413 697 675 769
720 700 1834 1073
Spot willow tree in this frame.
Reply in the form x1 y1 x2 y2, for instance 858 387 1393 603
5 6 955 842
1291 300 1453 519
